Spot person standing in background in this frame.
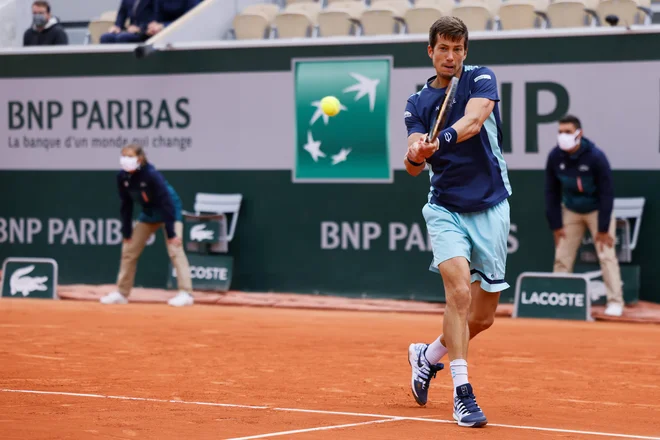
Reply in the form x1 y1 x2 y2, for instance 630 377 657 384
545 115 624 317
100 144 195 307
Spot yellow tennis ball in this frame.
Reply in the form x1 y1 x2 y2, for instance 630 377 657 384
321 96 341 117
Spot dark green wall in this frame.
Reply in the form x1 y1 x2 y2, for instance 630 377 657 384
0 170 657 303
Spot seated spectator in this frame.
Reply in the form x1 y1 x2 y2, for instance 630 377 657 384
23 1 68 46
100 0 157 44
146 0 201 37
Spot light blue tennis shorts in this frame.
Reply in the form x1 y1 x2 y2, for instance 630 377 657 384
422 199 511 292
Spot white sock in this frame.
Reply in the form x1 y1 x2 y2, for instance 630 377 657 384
450 359 469 394
424 337 448 364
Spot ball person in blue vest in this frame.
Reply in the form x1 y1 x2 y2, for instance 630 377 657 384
545 115 624 317
100 144 194 307
403 17 511 428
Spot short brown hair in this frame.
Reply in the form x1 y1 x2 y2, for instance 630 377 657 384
32 1 50 12
429 17 469 50
559 114 582 129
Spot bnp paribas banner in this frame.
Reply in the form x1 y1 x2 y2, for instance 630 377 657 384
1 51 659 302
2 60 660 172
293 57 392 182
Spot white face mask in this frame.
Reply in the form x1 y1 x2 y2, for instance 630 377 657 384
120 156 139 172
557 129 581 151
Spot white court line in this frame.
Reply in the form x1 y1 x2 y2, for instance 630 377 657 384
487 423 660 439
1 388 658 440
15 354 66 361
0 389 268 409
557 398 660 409
271 406 452 423
224 418 399 440
614 361 660 367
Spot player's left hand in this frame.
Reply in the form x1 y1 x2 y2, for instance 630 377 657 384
168 237 182 247
595 232 614 252
417 134 440 158
407 140 424 164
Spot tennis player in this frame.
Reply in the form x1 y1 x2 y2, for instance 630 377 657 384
99 144 194 307
403 17 512 428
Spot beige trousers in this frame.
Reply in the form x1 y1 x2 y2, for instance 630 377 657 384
116 221 192 297
553 207 623 306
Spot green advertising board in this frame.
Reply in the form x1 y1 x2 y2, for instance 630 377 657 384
1 31 660 304
167 253 234 292
293 57 392 182
513 272 592 321
1 257 58 299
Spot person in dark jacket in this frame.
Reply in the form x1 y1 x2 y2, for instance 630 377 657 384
545 114 623 317
100 144 194 307
146 0 201 37
23 1 68 46
100 0 157 44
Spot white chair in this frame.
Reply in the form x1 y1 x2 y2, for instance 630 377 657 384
636 0 652 24
85 10 120 44
86 20 115 44
274 2 322 38
546 0 590 27
497 0 540 30
360 0 410 35
232 4 281 39
452 0 494 31
318 1 366 36
613 197 645 254
404 0 453 34
184 193 243 243
597 0 641 26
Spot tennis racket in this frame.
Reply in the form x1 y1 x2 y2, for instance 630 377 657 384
427 76 459 144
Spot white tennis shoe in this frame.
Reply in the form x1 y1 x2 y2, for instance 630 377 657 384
100 291 128 305
604 302 623 317
168 291 194 307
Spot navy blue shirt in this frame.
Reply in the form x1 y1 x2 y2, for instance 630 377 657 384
545 137 614 233
114 0 157 31
405 65 511 213
156 0 200 26
117 163 183 239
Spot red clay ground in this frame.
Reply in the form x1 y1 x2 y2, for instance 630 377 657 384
1 299 659 440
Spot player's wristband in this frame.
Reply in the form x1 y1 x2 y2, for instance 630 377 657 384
439 127 458 149
406 155 425 167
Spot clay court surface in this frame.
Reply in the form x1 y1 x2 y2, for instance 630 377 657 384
1 299 659 440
